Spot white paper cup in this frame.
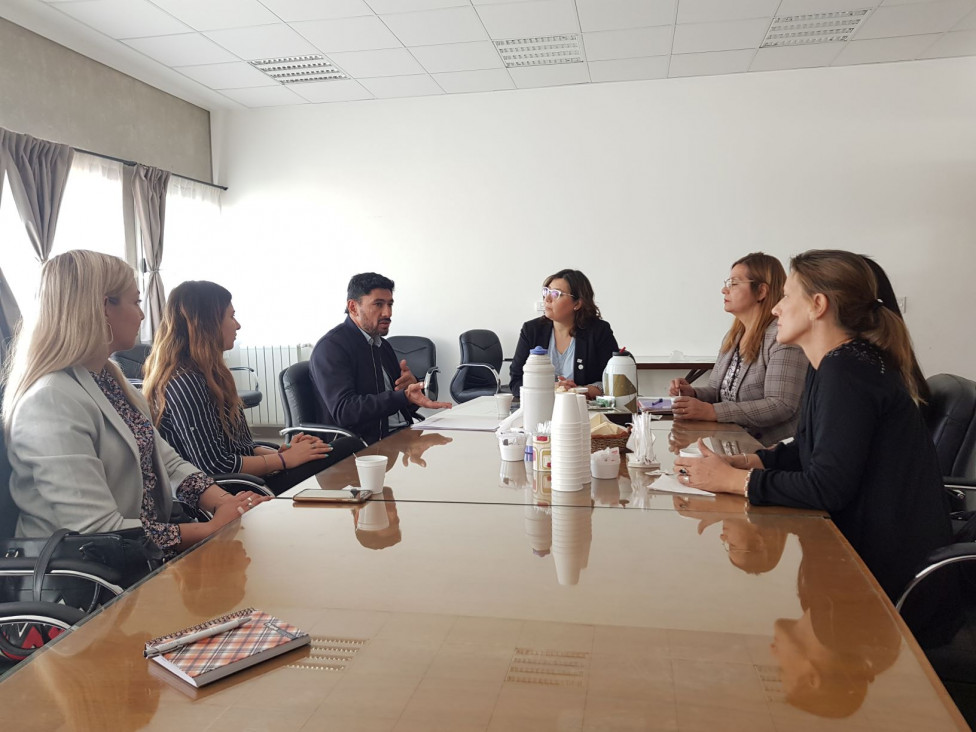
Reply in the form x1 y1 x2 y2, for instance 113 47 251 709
356 499 390 531
590 455 619 480
495 393 515 418
355 455 387 494
552 392 581 425
678 445 703 458
499 441 525 461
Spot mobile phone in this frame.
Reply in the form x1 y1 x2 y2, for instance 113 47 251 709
637 396 673 413
292 489 372 504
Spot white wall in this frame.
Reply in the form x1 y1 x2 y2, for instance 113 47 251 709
210 57 976 395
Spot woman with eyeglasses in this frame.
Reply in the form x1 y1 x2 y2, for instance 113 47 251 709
669 252 807 444
509 269 618 401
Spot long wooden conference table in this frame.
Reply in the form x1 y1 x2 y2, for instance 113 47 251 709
0 412 966 730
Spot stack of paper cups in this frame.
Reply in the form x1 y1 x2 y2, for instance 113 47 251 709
576 394 591 484
550 489 592 585
550 392 585 492
521 348 555 434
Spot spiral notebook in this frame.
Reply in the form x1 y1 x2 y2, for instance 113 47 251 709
144 607 310 687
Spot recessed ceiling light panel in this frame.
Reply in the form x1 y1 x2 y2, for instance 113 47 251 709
250 55 348 84
761 9 870 48
494 35 584 68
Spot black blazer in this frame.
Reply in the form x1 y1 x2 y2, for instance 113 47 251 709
508 317 619 398
310 317 418 445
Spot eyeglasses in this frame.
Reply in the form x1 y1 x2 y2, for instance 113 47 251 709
722 278 755 289
542 287 576 301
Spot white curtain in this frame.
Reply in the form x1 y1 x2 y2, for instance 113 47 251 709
162 176 223 293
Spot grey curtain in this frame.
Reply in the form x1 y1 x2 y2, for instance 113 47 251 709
132 164 170 336
0 165 22 356
0 127 75 263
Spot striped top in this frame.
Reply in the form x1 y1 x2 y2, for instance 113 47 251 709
157 369 255 475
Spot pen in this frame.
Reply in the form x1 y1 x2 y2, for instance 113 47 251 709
144 615 252 658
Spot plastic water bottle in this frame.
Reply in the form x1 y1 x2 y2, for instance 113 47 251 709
522 347 555 434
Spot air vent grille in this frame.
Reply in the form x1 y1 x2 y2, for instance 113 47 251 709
494 34 584 67
762 9 870 47
250 55 348 84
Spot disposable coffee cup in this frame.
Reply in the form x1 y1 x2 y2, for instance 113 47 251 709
357 499 390 531
355 455 387 494
495 393 515 419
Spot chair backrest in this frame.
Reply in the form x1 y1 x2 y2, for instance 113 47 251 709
278 361 322 429
111 343 152 381
926 373 976 478
387 335 437 401
450 329 503 402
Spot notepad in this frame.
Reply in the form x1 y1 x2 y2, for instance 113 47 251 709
145 607 310 687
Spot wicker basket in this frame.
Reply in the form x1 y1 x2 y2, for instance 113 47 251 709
590 430 630 454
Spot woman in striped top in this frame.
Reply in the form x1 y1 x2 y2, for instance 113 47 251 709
143 281 357 495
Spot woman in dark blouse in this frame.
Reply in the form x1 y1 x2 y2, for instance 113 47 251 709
143 281 358 495
673 249 950 600
509 269 618 400
3 251 268 562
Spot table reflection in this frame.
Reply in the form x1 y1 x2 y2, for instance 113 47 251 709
351 487 401 550
311 430 453 491
674 494 901 718
171 526 250 616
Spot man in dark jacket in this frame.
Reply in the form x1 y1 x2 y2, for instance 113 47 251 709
311 273 450 445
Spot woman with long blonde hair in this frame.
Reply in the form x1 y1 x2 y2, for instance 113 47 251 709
2 251 268 561
674 250 950 600
143 281 358 494
670 252 807 444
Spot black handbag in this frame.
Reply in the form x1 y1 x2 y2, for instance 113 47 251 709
0 527 163 609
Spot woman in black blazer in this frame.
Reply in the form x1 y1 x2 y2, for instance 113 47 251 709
509 269 619 400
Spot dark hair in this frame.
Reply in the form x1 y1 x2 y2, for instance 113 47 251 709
720 252 787 363
143 281 243 438
543 269 601 333
790 250 922 402
860 256 930 404
347 273 394 302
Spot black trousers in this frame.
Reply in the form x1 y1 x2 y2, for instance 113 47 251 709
262 436 361 495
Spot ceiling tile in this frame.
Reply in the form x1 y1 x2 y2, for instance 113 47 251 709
56 0 190 39
471 0 538 4
380 6 488 46
777 0 882 12
290 78 375 101
668 49 754 77
832 33 941 64
218 85 308 107
677 0 780 25
123 33 238 66
148 0 278 31
259 0 374 22
432 68 515 92
329 48 426 76
576 0 677 32
367 0 471 12
508 61 589 87
672 18 770 54
293 16 402 52
857 0 974 39
588 55 670 82
920 28 976 56
583 26 672 61
359 74 445 97
476 0 580 38
750 42 843 71
410 40 504 72
882 0 960 5
177 61 278 89
205 24 319 59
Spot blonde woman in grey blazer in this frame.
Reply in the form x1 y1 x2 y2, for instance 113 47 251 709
3 251 270 559
671 253 807 445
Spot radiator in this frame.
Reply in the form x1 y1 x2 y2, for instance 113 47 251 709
225 344 312 426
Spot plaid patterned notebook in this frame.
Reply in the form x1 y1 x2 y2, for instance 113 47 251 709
145 607 310 687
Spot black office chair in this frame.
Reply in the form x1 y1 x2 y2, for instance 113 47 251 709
278 361 366 446
926 374 976 515
387 335 439 401
449 329 512 403
111 342 262 409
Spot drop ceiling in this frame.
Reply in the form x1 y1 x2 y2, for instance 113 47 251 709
2 0 974 111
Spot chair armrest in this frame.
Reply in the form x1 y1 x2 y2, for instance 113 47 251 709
213 473 274 497
945 476 976 490
0 601 85 629
229 365 256 374
423 367 439 395
896 542 976 611
280 424 367 448
253 440 280 450
457 363 501 393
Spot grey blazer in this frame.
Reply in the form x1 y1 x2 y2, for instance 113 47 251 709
695 322 808 444
8 366 198 538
